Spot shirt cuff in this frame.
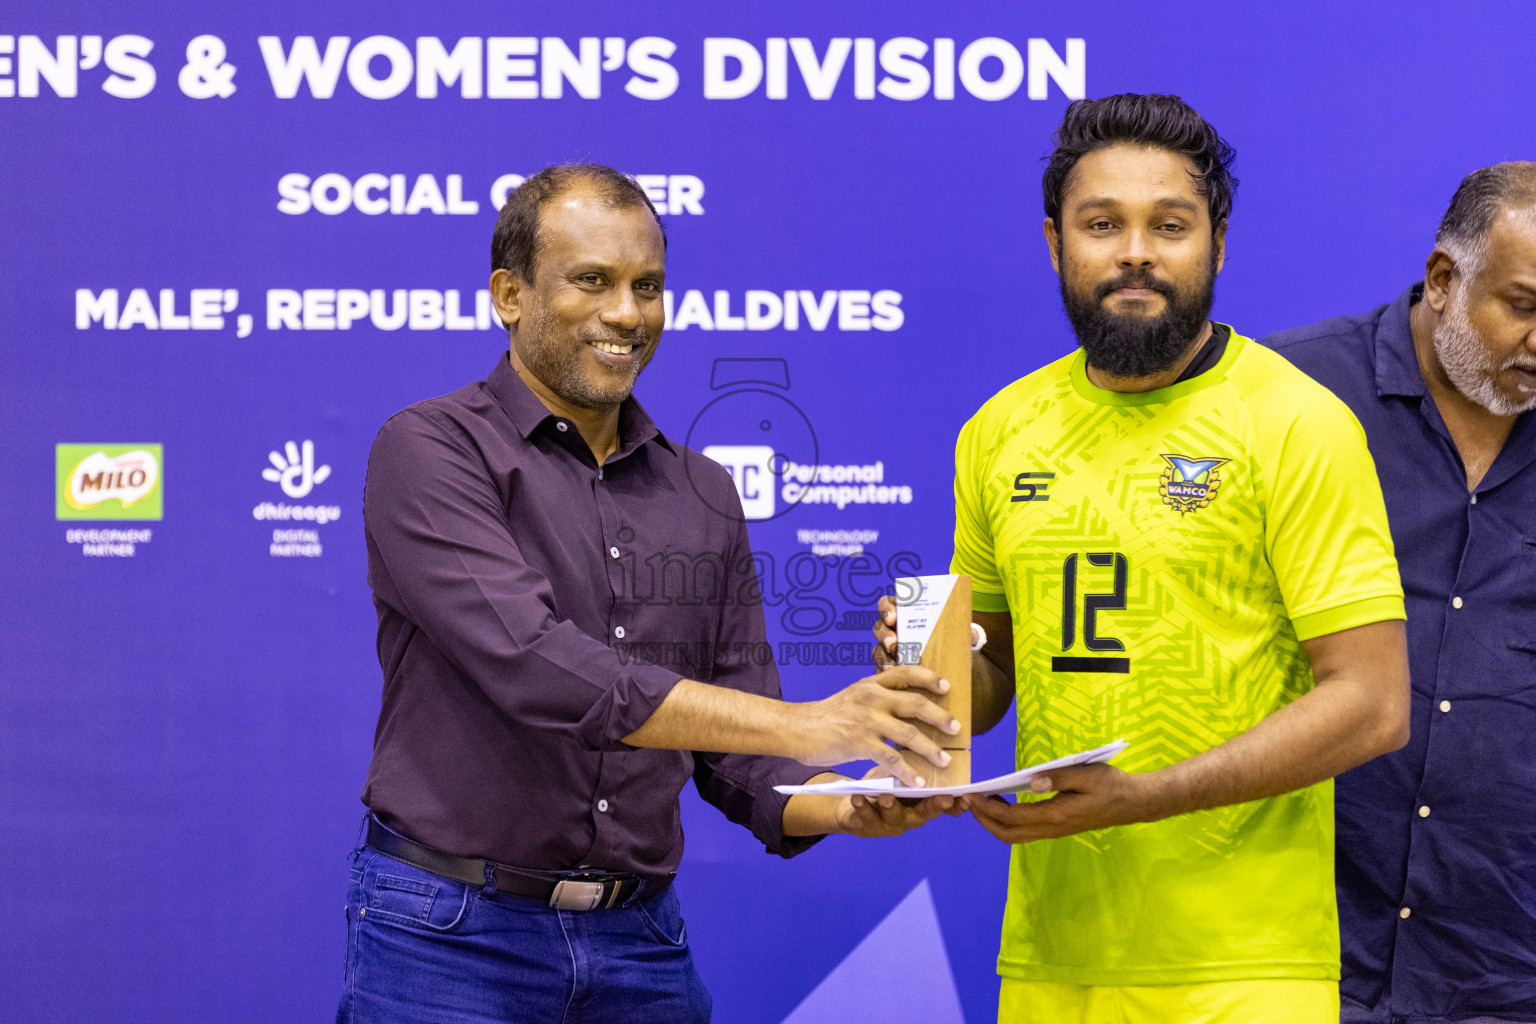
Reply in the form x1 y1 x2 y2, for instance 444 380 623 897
1289 594 1405 643
755 759 829 859
575 661 686 751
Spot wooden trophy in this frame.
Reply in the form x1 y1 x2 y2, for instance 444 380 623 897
894 574 972 787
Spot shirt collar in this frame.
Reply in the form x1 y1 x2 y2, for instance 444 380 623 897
485 353 677 457
1375 283 1428 399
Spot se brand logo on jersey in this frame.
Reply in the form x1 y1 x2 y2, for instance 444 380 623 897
55 444 163 520
1158 454 1230 515
1011 471 1054 502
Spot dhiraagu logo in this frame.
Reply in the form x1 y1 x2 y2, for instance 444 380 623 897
56 444 163 520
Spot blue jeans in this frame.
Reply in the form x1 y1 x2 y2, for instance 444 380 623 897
336 845 712 1024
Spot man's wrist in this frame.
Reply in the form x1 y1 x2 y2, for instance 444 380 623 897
1133 768 1182 823
782 773 850 836
774 695 825 763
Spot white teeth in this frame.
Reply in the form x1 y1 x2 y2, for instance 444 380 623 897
592 341 634 355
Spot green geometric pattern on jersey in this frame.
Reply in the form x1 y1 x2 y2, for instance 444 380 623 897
952 330 1404 986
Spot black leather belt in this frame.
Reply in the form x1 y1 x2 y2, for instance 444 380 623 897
365 816 664 911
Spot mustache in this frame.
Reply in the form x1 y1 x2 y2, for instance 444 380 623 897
1093 269 1177 303
579 325 652 347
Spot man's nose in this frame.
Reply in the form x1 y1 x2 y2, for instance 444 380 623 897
601 286 642 331
1116 229 1155 268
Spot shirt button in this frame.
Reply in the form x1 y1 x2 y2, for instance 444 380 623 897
556 421 569 432
1418 805 1431 818
597 799 609 813
1452 596 1464 609
1440 700 1451 713
610 546 620 559
597 467 604 480
614 626 625 639
1400 906 1412 919
1470 493 1478 505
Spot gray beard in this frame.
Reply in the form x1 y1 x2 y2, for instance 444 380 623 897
1434 288 1536 416
520 306 647 410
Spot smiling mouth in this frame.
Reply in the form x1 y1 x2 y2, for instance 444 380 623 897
590 340 636 356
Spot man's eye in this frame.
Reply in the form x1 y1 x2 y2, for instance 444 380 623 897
636 280 660 293
579 275 603 286
1160 223 1184 233
1089 221 1114 231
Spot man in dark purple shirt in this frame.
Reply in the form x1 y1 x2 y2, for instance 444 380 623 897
337 163 960 1024
1264 163 1536 1023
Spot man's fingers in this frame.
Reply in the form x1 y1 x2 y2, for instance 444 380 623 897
877 594 896 624
969 795 1024 823
873 744 923 787
871 640 897 671
873 666 947 695
890 690 961 735
884 719 950 769
902 802 941 825
970 810 1016 843
1031 764 1103 793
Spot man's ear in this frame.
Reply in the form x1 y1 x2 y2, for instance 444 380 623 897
489 267 525 329
1043 217 1062 274
1422 249 1457 315
1214 220 1228 274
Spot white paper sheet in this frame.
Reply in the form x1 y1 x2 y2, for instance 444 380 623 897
773 740 1129 798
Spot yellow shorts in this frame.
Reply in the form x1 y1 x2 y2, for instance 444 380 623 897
998 977 1338 1024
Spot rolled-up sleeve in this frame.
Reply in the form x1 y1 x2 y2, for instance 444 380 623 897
689 511 825 856
365 408 684 750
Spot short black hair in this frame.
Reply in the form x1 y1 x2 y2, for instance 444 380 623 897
1435 161 1536 274
1043 93 1237 232
490 162 666 283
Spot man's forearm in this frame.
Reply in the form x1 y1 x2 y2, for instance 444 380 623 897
1144 673 1407 821
972 648 1015 735
623 679 797 755
624 668 959 788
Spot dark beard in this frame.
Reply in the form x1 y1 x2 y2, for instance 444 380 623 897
1061 259 1216 378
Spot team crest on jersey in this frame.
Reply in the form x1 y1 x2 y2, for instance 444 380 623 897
1158 454 1230 514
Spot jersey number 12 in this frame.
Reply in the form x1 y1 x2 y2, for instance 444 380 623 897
1053 553 1131 673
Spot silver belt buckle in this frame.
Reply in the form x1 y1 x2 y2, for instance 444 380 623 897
549 879 606 911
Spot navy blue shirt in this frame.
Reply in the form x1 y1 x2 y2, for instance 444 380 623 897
1265 287 1536 1023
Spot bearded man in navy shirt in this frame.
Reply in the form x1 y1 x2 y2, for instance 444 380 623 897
1264 162 1536 1024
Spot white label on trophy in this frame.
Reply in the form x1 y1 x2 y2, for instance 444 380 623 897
895 573 957 666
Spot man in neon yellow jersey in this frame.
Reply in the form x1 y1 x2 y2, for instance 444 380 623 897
876 94 1410 1023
